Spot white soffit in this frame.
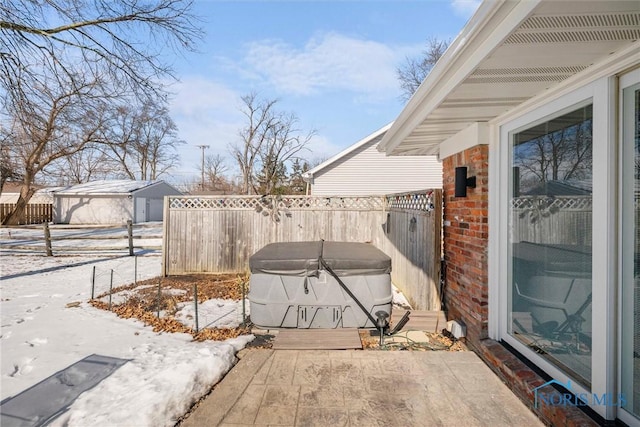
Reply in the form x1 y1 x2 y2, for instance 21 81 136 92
381 0 640 156
439 122 489 160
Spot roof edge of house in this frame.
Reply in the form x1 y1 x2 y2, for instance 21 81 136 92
303 122 393 181
377 0 537 156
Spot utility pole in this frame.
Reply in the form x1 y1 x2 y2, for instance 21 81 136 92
196 145 209 190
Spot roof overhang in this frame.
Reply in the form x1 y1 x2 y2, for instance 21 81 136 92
378 0 640 157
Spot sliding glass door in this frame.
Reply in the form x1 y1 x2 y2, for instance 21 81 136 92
508 103 593 386
620 69 640 422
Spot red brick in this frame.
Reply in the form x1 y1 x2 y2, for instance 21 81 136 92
443 145 489 346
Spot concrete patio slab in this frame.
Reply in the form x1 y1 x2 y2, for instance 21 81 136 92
181 349 543 427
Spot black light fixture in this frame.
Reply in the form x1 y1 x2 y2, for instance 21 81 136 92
454 166 476 197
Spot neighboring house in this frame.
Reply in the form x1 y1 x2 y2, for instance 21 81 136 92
378 0 639 425
53 180 182 224
302 123 442 196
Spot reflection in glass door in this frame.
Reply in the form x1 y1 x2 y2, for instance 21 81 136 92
508 104 593 386
621 71 640 421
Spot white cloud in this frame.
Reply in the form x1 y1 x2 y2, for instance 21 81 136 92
170 77 240 117
305 134 345 165
450 0 481 18
167 77 245 179
243 32 413 100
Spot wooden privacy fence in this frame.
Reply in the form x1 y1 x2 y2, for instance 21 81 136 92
381 191 442 310
163 190 442 310
511 196 592 245
0 203 52 225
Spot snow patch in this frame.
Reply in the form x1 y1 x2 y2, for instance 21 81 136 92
174 298 250 329
1 252 254 426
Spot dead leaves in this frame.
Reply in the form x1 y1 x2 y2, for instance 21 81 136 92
90 274 250 342
357 329 467 351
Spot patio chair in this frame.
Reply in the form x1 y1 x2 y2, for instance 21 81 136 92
514 274 592 349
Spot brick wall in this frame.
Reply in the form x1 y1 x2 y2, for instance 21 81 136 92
477 339 599 426
442 145 599 426
442 144 489 346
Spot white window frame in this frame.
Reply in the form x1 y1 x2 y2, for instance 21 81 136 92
617 67 640 427
495 77 615 419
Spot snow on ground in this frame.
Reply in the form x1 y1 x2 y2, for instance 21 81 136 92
392 284 413 309
0 224 163 255
175 298 250 330
0 250 253 426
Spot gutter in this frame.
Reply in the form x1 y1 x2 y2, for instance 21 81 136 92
377 0 539 155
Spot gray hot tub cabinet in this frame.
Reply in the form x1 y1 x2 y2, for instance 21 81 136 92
249 241 392 328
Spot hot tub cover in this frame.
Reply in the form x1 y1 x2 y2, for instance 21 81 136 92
249 241 323 276
322 241 391 275
249 241 391 276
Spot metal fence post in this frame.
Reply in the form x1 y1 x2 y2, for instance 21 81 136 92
157 280 161 319
91 266 96 299
134 255 138 285
108 269 113 311
194 283 199 333
127 220 134 256
241 278 246 327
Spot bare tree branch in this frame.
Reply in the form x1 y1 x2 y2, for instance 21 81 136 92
0 0 200 223
101 100 184 180
2 72 109 225
201 154 228 191
397 37 449 101
229 93 279 195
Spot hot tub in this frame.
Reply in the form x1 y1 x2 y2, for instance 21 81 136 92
248 241 392 328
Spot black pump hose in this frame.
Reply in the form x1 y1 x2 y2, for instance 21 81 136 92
318 256 381 328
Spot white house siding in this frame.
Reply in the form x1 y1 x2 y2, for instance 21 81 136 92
54 196 133 224
310 136 442 196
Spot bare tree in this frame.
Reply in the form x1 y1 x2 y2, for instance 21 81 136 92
0 0 200 223
514 117 593 193
44 145 114 185
201 154 228 191
100 104 139 180
132 101 184 180
0 0 201 102
229 93 279 195
257 112 314 195
0 122 22 195
2 72 108 225
397 37 449 101
229 93 315 195
93 99 183 180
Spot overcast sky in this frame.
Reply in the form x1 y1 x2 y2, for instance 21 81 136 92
167 0 481 184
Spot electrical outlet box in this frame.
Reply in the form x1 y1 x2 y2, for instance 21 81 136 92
446 320 467 339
